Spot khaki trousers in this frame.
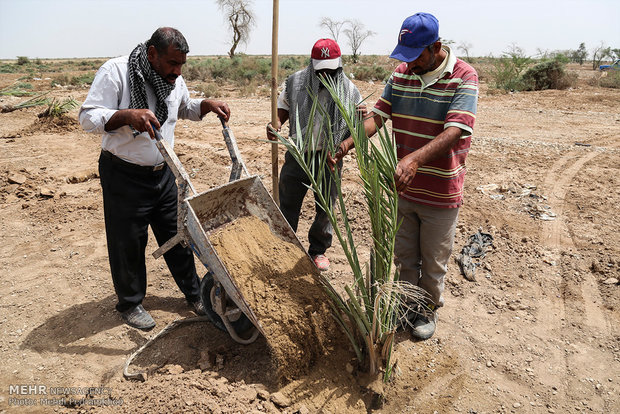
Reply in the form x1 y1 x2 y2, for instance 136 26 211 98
394 198 459 307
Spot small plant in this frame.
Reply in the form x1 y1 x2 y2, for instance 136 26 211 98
0 92 50 113
38 97 79 118
270 76 426 382
0 82 34 97
16 56 30 65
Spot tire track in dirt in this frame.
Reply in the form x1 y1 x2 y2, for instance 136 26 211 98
542 150 599 248
539 147 615 410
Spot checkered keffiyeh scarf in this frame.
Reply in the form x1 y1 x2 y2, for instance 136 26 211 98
286 65 361 148
127 43 174 134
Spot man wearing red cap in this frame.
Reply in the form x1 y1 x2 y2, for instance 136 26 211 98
331 13 479 339
267 39 363 271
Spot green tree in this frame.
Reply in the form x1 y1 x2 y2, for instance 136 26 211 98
572 42 587 65
490 44 531 90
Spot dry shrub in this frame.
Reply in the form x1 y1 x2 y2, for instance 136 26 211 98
351 65 391 82
598 70 620 89
239 78 265 97
194 82 221 98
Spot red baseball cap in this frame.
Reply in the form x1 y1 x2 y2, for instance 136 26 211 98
311 39 342 70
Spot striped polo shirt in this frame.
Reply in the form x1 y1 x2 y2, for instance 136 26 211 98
373 49 478 208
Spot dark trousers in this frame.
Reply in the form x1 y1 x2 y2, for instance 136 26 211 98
98 151 200 312
278 151 340 256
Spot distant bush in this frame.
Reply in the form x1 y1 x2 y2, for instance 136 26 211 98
519 60 576 91
194 82 221 98
50 72 95 87
70 72 95 86
351 65 391 82
15 82 33 90
489 45 532 90
50 74 71 87
17 56 30 65
280 56 308 71
0 82 34 97
0 63 18 74
598 70 620 89
184 55 308 86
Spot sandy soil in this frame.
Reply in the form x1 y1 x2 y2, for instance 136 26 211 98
0 65 619 414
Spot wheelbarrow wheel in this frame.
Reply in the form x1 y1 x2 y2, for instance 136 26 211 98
200 272 255 337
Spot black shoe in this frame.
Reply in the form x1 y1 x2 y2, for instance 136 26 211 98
411 304 437 340
190 299 207 316
121 304 155 330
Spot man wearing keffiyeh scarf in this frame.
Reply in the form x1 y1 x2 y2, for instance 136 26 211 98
79 27 231 330
127 42 176 135
266 39 365 272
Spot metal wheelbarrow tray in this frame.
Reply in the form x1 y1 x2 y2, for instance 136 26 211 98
151 120 308 345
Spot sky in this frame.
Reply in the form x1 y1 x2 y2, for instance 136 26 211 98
0 0 618 60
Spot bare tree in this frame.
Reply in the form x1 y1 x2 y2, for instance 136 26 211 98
591 42 612 70
217 0 255 58
458 41 473 62
343 20 375 63
319 17 346 42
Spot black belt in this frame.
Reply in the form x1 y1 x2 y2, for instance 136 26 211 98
101 150 166 173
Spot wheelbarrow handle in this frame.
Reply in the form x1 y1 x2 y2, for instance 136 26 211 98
218 117 249 181
151 123 163 141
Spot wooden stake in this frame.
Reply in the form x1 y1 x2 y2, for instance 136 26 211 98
271 0 280 205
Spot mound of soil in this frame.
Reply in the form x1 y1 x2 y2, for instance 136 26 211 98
210 215 337 381
22 115 81 135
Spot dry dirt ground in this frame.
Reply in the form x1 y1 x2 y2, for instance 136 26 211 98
0 65 619 414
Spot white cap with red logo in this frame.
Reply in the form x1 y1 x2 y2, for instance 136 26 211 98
311 39 342 71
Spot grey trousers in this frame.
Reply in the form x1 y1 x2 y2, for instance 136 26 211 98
394 198 459 307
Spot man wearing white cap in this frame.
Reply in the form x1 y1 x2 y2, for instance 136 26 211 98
331 13 479 339
267 39 363 271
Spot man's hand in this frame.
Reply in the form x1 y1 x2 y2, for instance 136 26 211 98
394 156 419 195
105 109 160 139
202 99 231 121
327 138 353 171
392 126 462 194
356 103 368 120
266 120 281 141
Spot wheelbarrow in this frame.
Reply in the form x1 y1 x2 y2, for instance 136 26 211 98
150 119 305 345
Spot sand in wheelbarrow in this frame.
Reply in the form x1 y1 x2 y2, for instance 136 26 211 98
210 215 338 381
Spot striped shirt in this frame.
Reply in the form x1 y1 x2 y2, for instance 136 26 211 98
373 49 478 208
